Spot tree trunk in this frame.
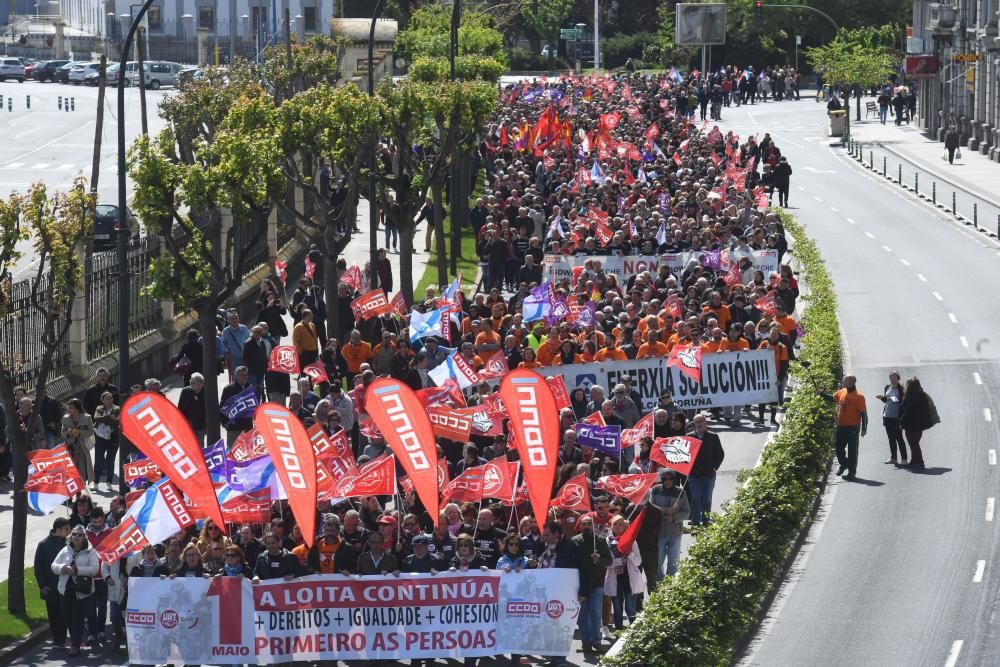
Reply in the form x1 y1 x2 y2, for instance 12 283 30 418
855 87 861 121
200 310 222 443
399 221 416 306
0 381 27 613
432 180 448 289
323 224 341 342
450 149 469 276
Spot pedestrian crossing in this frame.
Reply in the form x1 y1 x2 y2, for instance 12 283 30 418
0 162 112 172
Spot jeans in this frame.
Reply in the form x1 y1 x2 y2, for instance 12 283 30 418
385 222 398 250
577 585 604 646
656 533 682 579
94 437 118 485
89 580 107 635
879 106 888 124
835 425 860 475
883 417 907 460
61 592 96 649
688 476 716 526
45 591 66 646
611 574 635 629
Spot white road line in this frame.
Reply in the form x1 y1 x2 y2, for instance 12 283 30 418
986 408 993 422
948 313 958 324
900 258 910 266
29 162 48 170
990 449 996 466
974 560 986 583
918 273 927 282
961 336 969 349
830 207 839 212
846 217 856 225
933 291 943 301
3 162 24 169
813 196 823 202
864 231 875 239
944 640 964 667
987 498 995 522
882 245 893 253
56 163 74 170
797 185 805 191
974 372 983 385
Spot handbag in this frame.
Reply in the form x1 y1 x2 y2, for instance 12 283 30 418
170 354 193 376
926 393 941 428
955 148 962 160
65 552 93 596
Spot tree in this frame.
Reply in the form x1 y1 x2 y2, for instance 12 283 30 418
807 25 899 121
0 179 94 613
520 0 573 68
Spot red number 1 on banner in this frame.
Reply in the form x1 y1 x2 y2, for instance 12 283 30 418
206 577 244 646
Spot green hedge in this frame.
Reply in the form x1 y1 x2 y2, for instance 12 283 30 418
606 211 843 667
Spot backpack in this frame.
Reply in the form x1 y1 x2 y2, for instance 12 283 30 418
926 393 941 428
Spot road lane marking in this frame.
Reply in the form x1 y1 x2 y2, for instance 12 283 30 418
918 273 927 282
864 232 875 239
813 196 823 202
882 245 893 252
797 186 805 191
3 162 24 169
846 217 857 225
830 207 839 212
900 258 910 266
948 313 958 324
974 560 986 583
30 163 47 170
933 292 943 301
56 163 75 170
987 498 995 522
974 372 983 385
985 408 992 422
944 640 963 667
990 449 996 465
960 336 969 349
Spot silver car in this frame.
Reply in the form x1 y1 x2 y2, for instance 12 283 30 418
68 62 101 85
0 57 25 82
124 61 184 89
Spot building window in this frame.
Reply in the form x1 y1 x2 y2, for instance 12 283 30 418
303 6 316 32
199 6 215 31
146 5 161 31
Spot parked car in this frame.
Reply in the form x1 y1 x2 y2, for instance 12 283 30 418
68 62 101 85
0 57 26 82
31 60 70 82
54 61 84 83
83 62 119 86
23 61 38 78
124 61 184 89
92 204 140 250
175 66 202 89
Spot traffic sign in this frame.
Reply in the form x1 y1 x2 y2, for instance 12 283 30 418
560 28 582 40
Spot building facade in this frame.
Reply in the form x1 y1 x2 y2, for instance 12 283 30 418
911 0 1000 160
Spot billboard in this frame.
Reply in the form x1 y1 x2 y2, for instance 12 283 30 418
675 3 727 46
905 55 939 79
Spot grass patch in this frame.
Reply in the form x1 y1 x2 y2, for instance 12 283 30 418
0 571 47 648
413 181 484 301
606 210 843 667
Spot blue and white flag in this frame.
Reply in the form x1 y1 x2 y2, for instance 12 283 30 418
656 222 669 245
220 386 259 421
576 423 622 457
410 306 449 343
229 455 287 499
124 478 196 544
427 351 481 389
590 161 606 185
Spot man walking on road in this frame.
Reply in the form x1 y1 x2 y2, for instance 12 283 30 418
945 126 960 165
772 157 792 208
688 413 725 527
825 375 868 480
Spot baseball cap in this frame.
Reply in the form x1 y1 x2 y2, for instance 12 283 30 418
411 534 432 546
377 515 398 526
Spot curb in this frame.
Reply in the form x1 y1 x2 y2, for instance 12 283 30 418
0 623 50 664
873 142 997 212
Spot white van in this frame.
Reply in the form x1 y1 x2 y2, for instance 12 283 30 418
123 61 184 89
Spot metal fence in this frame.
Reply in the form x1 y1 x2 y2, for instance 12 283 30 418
0 274 70 388
85 237 162 361
233 210 269 274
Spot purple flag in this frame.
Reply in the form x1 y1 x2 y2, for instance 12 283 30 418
658 192 670 213
220 386 260 421
576 423 622 456
701 249 721 270
576 302 597 327
202 439 229 482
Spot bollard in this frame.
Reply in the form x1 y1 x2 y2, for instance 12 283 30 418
70 98 75 111
883 156 887 177
25 95 29 109
915 173 919 196
65 101 69 113
898 164 902 184
6 98 10 112
996 214 999 238
952 191 956 214
58 96 62 110
933 181 936 206
974 203 978 229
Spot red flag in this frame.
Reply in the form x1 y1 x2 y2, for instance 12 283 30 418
228 429 268 463
615 506 646 557
304 257 317 280
581 410 606 426
499 125 509 147
121 392 226 531
307 423 351 461
23 461 83 502
267 345 300 374
621 412 654 449
365 379 440 525
597 473 658 504
500 370 561 529
545 375 572 412
416 379 467 408
594 221 613 246
440 467 486 503
339 455 396 497
723 261 742 287
552 472 591 512
650 436 703 477
668 344 703 384
254 403 318 547
437 458 450 493
358 417 382 440
123 459 163 485
758 291 778 316
481 456 518 500
93 516 150 564
221 489 272 525
478 350 510 381
351 289 391 321
390 292 407 318
672 152 682 166
274 259 287 286
427 405 474 442
645 123 660 140
342 265 363 292
302 361 329 385
666 295 684 319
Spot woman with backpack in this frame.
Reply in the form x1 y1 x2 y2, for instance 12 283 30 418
899 377 939 469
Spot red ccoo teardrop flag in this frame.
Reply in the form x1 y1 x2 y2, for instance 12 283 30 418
254 403 318 547
121 392 226 531
499 369 561 530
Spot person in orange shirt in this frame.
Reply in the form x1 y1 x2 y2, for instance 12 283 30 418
596 335 627 362
535 335 561 366
702 291 731 333
637 330 669 359
553 340 583 365
518 347 541 369
637 314 665 338
341 329 373 375
475 319 502 353
458 342 486 371
665 322 694 352
756 327 789 425
719 325 750 352
823 375 868 480
700 327 725 353
579 341 598 363
774 305 798 355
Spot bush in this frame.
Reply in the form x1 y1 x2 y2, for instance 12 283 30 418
606 210 843 667
600 32 658 69
506 46 570 72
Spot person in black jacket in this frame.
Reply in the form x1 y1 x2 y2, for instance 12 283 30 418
253 534 303 581
688 413 725 527
772 156 792 207
129 545 170 578
403 534 443 573
177 374 207 445
175 329 203 386
255 280 289 343
35 518 71 649
242 326 270 394
899 377 933 469
81 368 120 417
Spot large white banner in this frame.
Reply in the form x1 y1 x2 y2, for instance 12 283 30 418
537 350 779 410
126 570 580 664
544 250 779 283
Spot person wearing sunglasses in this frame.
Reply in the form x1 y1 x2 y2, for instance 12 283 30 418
217 546 251 579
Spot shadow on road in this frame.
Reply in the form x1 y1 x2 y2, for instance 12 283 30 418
906 466 952 476
841 476 884 487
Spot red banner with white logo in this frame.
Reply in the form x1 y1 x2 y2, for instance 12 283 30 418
364 379 439 525
597 473 658 504
122 392 226 531
302 361 329 386
221 488 272 525
621 412 654 449
416 379 467 409
499 370 560 529
481 456 518 501
342 265 363 292
545 375 571 412
390 292 407 318
667 344 703 384
650 436 703 478
440 467 485 503
351 289 391 321
93 516 151 564
551 472 591 512
427 405 473 442
123 459 163 485
254 403 318 547
26 445 85 497
478 350 510 381
228 428 269 463
338 455 396 497
268 345 300 374
581 410 606 426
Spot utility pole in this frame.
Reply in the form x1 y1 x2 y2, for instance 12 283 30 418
368 0 385 290
449 0 464 278
136 25 148 136
593 0 599 73
90 55 106 193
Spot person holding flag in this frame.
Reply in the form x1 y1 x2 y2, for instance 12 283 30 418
649 469 690 578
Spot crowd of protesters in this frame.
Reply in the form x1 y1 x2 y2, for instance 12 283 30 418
12 64 827 664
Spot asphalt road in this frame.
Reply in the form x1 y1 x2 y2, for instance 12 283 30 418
718 99 1000 666
0 79 170 279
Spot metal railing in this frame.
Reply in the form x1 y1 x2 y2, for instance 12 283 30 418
85 236 162 360
0 273 70 388
234 210 269 274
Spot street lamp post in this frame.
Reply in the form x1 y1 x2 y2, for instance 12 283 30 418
448 0 462 277
368 0 384 290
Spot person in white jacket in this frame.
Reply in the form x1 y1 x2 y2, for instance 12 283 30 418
51 525 100 656
604 515 647 631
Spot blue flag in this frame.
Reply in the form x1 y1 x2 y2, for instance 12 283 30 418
576 423 622 457
220 386 259 421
